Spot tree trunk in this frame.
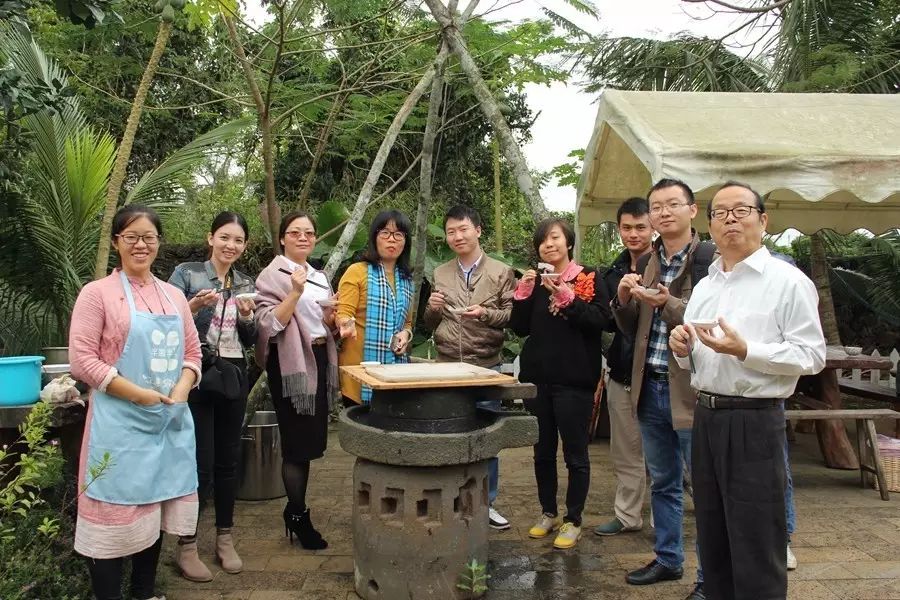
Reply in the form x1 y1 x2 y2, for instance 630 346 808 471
423 0 548 224
492 136 503 253
410 65 446 329
296 90 346 210
810 232 841 345
224 15 281 253
93 21 172 280
321 0 479 280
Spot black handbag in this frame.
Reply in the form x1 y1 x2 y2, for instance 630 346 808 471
198 279 247 402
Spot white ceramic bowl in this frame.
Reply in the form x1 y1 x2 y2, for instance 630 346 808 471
316 299 338 307
844 346 862 356
639 286 661 296
234 292 257 301
690 319 718 330
360 361 381 366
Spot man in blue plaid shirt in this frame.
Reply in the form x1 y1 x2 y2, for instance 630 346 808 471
612 178 715 600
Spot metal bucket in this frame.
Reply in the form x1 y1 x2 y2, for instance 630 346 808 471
236 411 286 500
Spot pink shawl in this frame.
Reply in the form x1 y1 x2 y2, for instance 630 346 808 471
255 255 339 415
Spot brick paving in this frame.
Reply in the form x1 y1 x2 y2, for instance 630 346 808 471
161 423 900 600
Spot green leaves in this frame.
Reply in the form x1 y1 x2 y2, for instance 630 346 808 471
125 116 253 207
309 199 368 261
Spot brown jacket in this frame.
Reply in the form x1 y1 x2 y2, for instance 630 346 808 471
612 232 706 430
423 254 515 367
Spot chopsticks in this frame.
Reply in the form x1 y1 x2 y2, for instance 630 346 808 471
278 267 329 290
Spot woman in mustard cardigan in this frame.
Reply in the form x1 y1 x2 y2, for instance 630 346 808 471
336 210 414 405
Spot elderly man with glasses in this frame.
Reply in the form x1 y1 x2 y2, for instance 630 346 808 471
669 181 826 600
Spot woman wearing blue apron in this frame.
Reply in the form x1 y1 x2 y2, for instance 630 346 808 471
69 206 203 600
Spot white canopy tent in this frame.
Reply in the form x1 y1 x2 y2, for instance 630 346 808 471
575 91 900 250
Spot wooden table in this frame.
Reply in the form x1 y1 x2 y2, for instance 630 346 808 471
794 347 894 470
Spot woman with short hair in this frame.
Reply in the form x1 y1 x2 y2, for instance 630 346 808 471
510 217 610 550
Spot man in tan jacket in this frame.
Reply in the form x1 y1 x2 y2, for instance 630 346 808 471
613 179 714 600
423 205 515 529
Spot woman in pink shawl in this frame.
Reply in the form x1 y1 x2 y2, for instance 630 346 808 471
254 210 339 550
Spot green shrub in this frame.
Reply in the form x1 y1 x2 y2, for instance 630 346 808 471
0 402 102 600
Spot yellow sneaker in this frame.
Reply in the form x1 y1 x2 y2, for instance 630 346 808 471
528 512 562 539
553 522 582 549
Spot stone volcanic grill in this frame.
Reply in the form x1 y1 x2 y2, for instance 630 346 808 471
338 367 537 600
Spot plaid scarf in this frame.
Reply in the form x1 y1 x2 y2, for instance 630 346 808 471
362 262 412 403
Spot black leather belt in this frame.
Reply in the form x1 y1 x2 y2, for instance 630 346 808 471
645 370 669 381
697 392 781 410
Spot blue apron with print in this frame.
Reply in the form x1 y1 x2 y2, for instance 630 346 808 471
84 271 198 504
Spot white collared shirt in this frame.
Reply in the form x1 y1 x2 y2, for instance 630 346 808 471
458 253 483 287
271 258 330 338
674 246 826 398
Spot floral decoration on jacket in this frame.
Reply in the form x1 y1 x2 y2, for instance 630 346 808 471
572 271 595 303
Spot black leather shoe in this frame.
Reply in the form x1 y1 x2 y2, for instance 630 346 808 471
685 583 706 600
625 559 684 585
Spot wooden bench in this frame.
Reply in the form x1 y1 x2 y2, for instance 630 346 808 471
837 379 899 436
785 409 900 501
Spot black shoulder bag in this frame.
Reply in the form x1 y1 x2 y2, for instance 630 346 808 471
198 274 247 402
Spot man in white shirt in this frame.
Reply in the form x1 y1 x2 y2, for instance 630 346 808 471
669 181 826 600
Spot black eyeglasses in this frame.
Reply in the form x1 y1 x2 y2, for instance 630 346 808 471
710 206 761 221
377 230 406 241
116 233 161 246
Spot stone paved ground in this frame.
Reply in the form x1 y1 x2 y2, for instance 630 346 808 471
161 423 900 600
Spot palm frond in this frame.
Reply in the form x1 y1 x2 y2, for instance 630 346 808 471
578 35 770 93
125 117 254 207
859 230 900 316
559 0 598 17
540 8 593 40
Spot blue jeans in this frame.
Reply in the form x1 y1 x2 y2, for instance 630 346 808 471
476 399 500 504
638 378 701 580
784 432 795 537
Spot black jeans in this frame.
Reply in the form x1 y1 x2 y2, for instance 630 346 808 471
189 357 247 529
693 403 787 600
85 535 162 600
523 384 593 526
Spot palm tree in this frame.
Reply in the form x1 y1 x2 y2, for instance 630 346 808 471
0 26 250 353
576 0 900 344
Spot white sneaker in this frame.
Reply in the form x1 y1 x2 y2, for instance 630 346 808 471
786 544 797 570
489 506 510 530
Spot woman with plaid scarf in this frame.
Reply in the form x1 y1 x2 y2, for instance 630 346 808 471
335 210 414 405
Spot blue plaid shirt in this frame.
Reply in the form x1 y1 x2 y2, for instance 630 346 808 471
645 243 690 373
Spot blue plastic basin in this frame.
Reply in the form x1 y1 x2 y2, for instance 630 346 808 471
0 356 45 407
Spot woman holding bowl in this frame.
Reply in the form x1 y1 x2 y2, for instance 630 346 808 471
255 210 339 550
509 217 609 551
69 205 202 600
336 209 414 405
168 211 256 581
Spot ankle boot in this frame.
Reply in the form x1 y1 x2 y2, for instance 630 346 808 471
175 538 213 582
215 531 243 574
283 504 328 550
